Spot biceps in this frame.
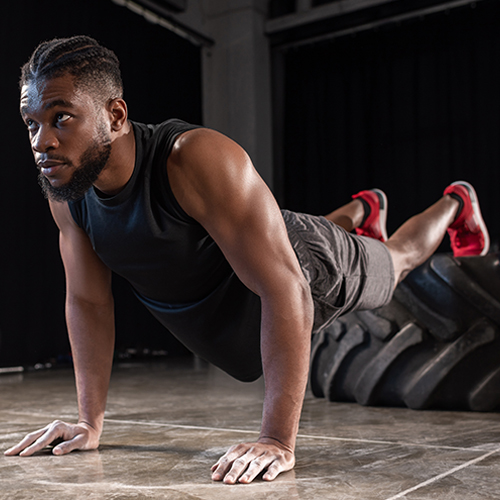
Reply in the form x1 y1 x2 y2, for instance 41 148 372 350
59 231 112 304
225 215 306 300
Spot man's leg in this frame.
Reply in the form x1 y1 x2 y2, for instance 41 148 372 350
323 181 488 288
325 181 488 287
385 195 459 284
385 181 489 285
325 189 388 241
324 199 364 232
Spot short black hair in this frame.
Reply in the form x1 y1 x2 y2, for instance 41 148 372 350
21 35 123 104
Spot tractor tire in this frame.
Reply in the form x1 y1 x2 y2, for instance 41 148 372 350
310 253 500 411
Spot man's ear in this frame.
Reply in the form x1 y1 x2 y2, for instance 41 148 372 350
107 98 128 131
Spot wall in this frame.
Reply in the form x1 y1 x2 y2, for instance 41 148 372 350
0 0 201 366
276 1 499 248
174 0 274 188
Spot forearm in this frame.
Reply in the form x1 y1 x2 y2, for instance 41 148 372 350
259 282 314 450
66 294 115 435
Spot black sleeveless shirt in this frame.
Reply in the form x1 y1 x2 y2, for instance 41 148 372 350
69 119 262 381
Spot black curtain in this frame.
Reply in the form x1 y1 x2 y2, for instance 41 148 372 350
0 0 201 367
279 1 500 246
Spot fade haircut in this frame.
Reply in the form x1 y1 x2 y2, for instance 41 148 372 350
20 35 123 104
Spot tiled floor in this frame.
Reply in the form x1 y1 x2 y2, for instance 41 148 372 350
1 359 499 499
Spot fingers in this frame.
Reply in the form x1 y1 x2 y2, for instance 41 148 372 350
212 446 262 484
18 421 70 457
4 420 92 457
52 432 89 456
262 460 284 482
238 454 283 484
4 426 49 456
211 442 294 484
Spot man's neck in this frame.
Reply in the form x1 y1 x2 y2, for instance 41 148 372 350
93 120 136 196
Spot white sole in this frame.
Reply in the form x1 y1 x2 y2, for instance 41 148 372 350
372 188 388 242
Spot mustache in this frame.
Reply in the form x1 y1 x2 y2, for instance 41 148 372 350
36 156 73 169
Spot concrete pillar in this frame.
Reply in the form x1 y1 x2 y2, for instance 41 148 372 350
175 0 274 189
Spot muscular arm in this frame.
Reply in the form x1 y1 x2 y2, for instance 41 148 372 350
168 129 314 483
4 201 114 456
56 200 115 436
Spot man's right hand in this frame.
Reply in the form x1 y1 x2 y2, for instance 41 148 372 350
4 420 100 457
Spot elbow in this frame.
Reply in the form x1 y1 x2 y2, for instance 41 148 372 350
297 275 314 332
66 290 114 310
258 269 314 334
275 272 314 333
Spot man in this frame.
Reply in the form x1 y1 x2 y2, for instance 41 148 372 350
4 36 489 484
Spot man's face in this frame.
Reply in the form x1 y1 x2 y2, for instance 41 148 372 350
20 74 112 202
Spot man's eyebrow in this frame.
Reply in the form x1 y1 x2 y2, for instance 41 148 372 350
44 99 75 110
20 99 75 116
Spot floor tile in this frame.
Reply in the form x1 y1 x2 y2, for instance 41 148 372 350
1 360 499 499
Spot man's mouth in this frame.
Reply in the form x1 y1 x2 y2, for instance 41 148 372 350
37 160 66 177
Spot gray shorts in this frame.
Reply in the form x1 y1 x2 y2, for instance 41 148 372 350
283 209 395 333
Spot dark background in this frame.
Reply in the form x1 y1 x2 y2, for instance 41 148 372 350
277 1 499 245
0 0 201 367
1 0 499 368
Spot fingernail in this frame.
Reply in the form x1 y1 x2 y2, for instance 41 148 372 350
212 473 221 481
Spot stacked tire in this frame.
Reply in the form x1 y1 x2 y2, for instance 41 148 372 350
310 253 500 411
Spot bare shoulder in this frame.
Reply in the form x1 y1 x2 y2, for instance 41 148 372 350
167 128 260 222
169 128 252 185
171 127 249 166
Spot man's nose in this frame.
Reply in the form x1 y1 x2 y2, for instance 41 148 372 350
32 125 59 153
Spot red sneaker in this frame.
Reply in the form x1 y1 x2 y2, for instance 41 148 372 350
444 181 489 257
352 189 388 242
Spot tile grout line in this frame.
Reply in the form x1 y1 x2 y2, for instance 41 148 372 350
102 418 490 452
2 412 492 453
384 447 500 500
295 432 474 451
1 411 493 454
104 417 260 435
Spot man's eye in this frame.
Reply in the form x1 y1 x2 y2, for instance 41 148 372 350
25 119 37 130
56 113 70 123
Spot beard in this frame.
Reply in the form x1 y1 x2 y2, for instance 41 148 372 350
38 130 112 203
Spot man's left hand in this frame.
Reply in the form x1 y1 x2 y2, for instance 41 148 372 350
211 438 295 484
